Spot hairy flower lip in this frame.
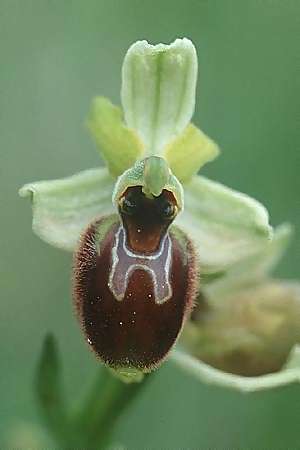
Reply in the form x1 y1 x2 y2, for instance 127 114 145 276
73 213 199 374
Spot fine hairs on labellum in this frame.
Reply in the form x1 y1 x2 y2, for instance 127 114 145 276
73 186 199 373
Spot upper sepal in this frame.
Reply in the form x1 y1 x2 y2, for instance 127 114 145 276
121 38 197 155
89 39 218 181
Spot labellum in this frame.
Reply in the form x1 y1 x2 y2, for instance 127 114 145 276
73 159 198 373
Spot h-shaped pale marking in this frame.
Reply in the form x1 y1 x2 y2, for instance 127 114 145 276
108 226 172 304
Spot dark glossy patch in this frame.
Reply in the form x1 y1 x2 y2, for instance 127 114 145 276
118 186 177 253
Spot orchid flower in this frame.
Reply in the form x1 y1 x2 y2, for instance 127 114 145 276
20 39 300 391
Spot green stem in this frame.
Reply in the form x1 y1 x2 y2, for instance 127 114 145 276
36 335 151 449
73 367 152 449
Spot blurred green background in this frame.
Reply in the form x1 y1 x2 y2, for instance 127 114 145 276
1 1 299 448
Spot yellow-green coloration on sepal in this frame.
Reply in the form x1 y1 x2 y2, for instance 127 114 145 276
88 39 219 183
143 156 170 197
164 124 220 182
112 157 184 210
87 97 144 177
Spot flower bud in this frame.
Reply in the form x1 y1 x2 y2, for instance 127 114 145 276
182 281 300 376
73 185 198 373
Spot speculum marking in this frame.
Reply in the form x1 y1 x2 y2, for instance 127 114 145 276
109 226 172 304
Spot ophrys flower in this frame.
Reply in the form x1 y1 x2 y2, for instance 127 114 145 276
21 39 296 387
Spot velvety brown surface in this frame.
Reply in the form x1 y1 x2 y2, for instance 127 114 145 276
74 217 197 371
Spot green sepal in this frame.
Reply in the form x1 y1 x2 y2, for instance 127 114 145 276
207 223 292 296
19 167 115 251
164 124 220 182
121 38 197 155
87 97 144 177
177 175 273 273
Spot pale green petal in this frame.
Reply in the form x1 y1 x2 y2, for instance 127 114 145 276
176 175 273 273
19 168 115 251
121 38 197 155
207 223 292 296
87 97 144 177
171 347 300 392
164 124 220 182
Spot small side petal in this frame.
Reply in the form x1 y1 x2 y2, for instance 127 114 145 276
87 97 144 177
164 124 220 182
176 175 273 273
121 38 197 155
171 348 300 392
19 168 115 251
